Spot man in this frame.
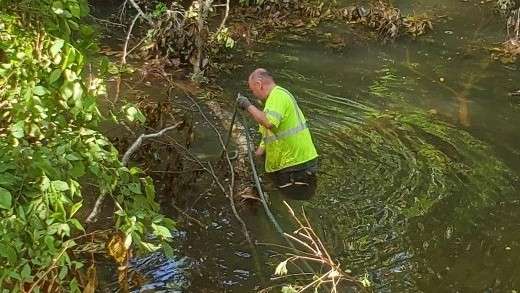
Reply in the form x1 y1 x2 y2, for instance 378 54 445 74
237 68 318 200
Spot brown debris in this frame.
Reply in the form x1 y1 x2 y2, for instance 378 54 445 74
341 1 433 40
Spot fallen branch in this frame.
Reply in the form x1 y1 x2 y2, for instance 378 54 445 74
218 0 230 30
128 0 154 25
122 122 182 165
122 13 140 65
184 94 252 244
269 202 366 293
86 123 182 224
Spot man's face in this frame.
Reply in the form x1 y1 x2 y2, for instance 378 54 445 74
248 78 264 100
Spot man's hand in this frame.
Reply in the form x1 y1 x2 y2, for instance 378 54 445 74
237 93 252 110
255 146 265 157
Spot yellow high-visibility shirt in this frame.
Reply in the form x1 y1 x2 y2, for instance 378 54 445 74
259 86 318 173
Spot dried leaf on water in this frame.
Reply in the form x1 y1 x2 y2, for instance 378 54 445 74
107 233 129 265
83 265 97 293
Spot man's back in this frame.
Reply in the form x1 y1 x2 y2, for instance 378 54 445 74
260 86 318 173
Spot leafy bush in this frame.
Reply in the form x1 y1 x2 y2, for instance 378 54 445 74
0 0 173 291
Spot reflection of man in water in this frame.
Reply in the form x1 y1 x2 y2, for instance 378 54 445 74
237 68 319 200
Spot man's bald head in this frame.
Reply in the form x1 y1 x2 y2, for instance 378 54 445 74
249 68 274 83
248 68 276 100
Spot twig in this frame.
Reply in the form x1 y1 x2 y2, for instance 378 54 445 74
88 15 127 28
86 123 182 224
27 246 70 293
218 0 230 30
122 13 140 65
184 94 252 244
128 0 154 25
171 204 208 229
122 122 182 165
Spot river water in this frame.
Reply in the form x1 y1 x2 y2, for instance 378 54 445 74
97 0 520 292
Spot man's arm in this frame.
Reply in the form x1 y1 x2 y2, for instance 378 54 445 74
245 105 273 129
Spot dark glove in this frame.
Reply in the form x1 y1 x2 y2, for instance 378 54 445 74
237 93 252 110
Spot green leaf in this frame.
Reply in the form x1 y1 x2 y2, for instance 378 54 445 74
69 201 82 217
163 243 174 259
69 277 81 293
70 161 85 178
51 180 69 191
281 286 298 293
50 39 65 57
151 223 172 239
72 83 83 101
67 1 81 18
144 177 155 201
58 265 68 280
79 0 90 16
141 242 161 252
33 86 47 96
127 182 141 194
52 1 65 14
69 219 84 232
48 69 62 84
40 176 51 191
20 263 31 280
0 243 17 263
10 121 24 138
162 218 176 230
125 106 145 123
65 153 81 161
60 82 74 99
44 235 55 250
274 260 288 276
0 187 12 209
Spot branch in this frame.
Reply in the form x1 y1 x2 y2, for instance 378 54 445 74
184 94 252 244
86 123 182 224
128 0 154 25
122 122 182 165
122 13 140 65
218 0 230 30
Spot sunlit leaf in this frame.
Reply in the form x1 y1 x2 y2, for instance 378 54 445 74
0 187 12 209
50 39 65 57
152 223 172 239
33 86 47 96
274 260 288 276
52 180 69 191
9 121 24 138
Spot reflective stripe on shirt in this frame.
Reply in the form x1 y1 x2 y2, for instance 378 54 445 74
263 122 309 144
263 87 308 145
265 110 283 121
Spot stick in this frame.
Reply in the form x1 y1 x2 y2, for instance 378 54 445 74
218 0 230 30
185 95 252 244
122 13 139 65
122 122 182 165
86 123 182 223
128 0 154 25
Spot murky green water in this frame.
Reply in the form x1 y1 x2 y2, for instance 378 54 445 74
215 1 520 291
96 0 520 292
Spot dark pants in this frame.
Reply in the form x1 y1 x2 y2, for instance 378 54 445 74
269 158 318 200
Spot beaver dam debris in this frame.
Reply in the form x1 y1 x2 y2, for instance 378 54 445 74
341 1 433 40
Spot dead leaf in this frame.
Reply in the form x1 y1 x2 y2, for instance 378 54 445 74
107 233 128 265
83 265 97 293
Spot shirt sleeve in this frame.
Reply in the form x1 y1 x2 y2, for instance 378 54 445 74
263 94 288 129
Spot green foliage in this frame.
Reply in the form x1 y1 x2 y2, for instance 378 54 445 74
0 0 173 290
